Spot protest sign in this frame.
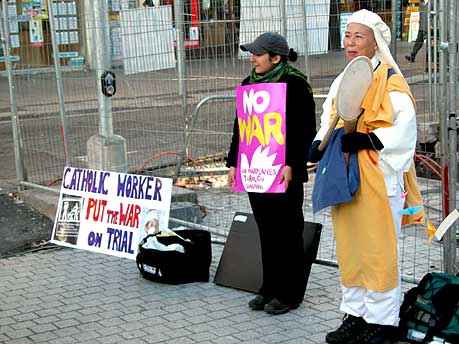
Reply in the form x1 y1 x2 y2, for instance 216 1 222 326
51 167 172 260
234 83 286 193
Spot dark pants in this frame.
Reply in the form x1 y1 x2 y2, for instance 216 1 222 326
248 180 306 305
411 29 426 60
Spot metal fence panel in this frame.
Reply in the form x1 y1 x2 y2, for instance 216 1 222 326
0 0 457 278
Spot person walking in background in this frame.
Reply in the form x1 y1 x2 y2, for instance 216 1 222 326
227 32 316 315
405 0 429 63
309 9 424 344
143 0 155 7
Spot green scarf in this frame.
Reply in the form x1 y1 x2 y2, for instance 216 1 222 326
249 61 308 84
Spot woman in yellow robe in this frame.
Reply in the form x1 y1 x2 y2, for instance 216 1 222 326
309 9 423 344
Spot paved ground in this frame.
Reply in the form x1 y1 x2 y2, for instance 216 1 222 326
0 241 346 344
0 181 343 344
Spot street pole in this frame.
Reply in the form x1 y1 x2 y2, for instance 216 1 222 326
93 0 112 138
47 0 70 166
444 0 458 274
86 0 127 172
1 0 26 183
83 0 95 69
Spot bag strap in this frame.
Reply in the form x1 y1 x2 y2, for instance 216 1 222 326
139 232 161 247
399 286 420 330
136 249 146 273
428 283 459 338
399 274 433 342
139 231 194 249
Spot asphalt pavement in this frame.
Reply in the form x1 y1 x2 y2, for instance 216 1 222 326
0 185 53 258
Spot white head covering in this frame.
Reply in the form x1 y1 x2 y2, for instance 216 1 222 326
347 9 402 76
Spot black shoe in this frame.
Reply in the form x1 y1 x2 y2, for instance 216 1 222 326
325 314 367 344
248 295 272 311
405 55 415 63
263 298 300 315
348 324 398 344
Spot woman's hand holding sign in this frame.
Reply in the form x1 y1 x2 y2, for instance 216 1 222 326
280 165 292 191
227 167 236 188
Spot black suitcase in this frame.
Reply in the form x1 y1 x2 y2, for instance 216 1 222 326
136 229 211 284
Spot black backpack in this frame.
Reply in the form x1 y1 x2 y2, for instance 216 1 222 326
399 272 459 343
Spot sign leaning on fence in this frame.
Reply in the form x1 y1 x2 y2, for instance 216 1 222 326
234 83 286 193
51 167 173 260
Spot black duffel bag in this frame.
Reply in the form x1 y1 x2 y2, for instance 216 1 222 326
136 229 211 285
399 272 459 343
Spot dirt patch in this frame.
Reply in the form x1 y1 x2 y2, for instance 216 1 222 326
0 192 53 257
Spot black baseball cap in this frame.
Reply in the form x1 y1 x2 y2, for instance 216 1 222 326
240 32 290 56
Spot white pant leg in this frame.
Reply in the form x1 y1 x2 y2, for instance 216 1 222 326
340 182 405 325
340 285 366 317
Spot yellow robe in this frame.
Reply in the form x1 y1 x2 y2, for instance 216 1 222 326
332 64 424 292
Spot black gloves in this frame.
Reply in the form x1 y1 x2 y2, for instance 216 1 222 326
308 133 383 161
308 140 324 163
341 132 384 153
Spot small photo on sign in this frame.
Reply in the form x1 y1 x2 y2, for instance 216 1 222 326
53 195 82 245
139 208 165 242
59 196 81 222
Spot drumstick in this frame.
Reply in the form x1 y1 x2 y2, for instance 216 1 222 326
317 115 359 152
317 116 339 152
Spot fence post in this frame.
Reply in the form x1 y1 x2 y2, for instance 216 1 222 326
390 0 397 58
47 0 70 166
1 0 26 184
175 0 188 177
427 0 433 121
438 0 451 221
280 0 287 37
86 0 127 172
444 0 458 274
431 0 439 124
301 0 310 78
175 0 187 101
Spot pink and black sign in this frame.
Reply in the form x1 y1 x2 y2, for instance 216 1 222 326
234 83 287 193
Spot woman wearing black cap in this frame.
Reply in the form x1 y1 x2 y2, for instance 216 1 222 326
226 32 316 315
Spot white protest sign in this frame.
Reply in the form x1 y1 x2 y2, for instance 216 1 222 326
51 167 173 260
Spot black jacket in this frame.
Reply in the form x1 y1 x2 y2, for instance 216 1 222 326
226 73 316 183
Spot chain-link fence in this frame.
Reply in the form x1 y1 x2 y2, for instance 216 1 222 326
1 0 458 279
